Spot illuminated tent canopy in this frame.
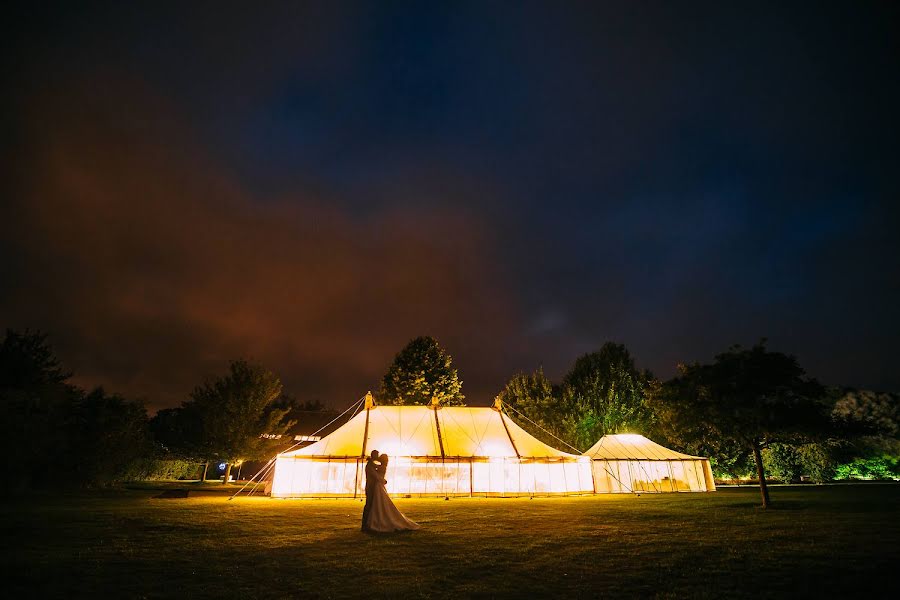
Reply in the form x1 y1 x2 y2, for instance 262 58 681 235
584 434 716 493
272 398 593 497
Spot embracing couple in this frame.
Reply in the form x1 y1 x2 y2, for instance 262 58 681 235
361 450 420 533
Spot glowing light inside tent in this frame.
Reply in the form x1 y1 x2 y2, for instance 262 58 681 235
271 405 624 498
377 440 425 457
584 434 716 493
271 454 594 497
480 442 513 457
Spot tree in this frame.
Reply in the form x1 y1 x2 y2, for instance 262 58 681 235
149 406 209 477
830 389 900 482
67 387 153 486
832 389 900 438
269 393 329 424
379 336 465 406
497 368 568 448
150 407 194 456
182 360 294 483
1 329 157 488
761 443 804 483
0 329 76 489
0 329 71 389
560 342 654 450
650 342 828 508
763 441 843 484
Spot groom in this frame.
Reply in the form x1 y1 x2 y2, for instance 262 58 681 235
361 449 380 532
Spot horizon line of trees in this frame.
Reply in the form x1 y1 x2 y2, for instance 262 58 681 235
496 341 899 508
2 329 897 507
1 329 312 489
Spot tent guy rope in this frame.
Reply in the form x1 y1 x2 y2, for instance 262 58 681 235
229 394 367 500
502 403 635 494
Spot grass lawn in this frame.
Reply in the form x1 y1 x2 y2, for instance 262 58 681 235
3 484 899 599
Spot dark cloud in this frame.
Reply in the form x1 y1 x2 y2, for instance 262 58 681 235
2 73 521 411
3 2 899 410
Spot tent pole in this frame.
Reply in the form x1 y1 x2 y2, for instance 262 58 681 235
431 398 448 498
496 407 521 459
355 392 374 499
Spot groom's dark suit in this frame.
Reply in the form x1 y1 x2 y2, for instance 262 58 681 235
361 457 379 531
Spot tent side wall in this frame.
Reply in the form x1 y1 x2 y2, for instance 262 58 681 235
271 457 362 497
590 458 715 493
272 455 593 498
702 459 716 491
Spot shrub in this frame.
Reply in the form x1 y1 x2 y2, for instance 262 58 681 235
835 455 900 481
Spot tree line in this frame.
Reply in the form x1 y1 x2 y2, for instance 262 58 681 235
2 330 897 507
387 337 899 508
1 330 301 489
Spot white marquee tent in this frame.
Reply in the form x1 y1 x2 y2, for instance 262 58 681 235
271 398 594 498
584 434 716 493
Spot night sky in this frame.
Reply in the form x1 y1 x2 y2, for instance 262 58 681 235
3 2 899 412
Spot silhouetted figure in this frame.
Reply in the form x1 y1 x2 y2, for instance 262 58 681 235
361 450 380 531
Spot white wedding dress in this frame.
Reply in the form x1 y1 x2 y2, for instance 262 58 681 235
367 464 420 533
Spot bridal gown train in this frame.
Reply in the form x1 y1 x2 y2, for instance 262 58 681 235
367 481 420 533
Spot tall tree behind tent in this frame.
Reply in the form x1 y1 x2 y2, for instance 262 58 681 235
379 336 465 406
182 360 294 483
560 342 655 450
496 367 569 448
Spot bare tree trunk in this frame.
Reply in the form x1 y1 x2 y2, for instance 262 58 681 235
200 462 209 483
752 443 771 509
222 463 232 484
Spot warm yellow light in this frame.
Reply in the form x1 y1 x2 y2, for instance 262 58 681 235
481 443 512 457
611 433 647 442
272 406 597 497
272 455 593 497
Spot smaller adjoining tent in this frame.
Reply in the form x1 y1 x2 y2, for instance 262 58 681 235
584 434 716 493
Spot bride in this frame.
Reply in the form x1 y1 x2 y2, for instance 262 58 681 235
366 453 420 533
